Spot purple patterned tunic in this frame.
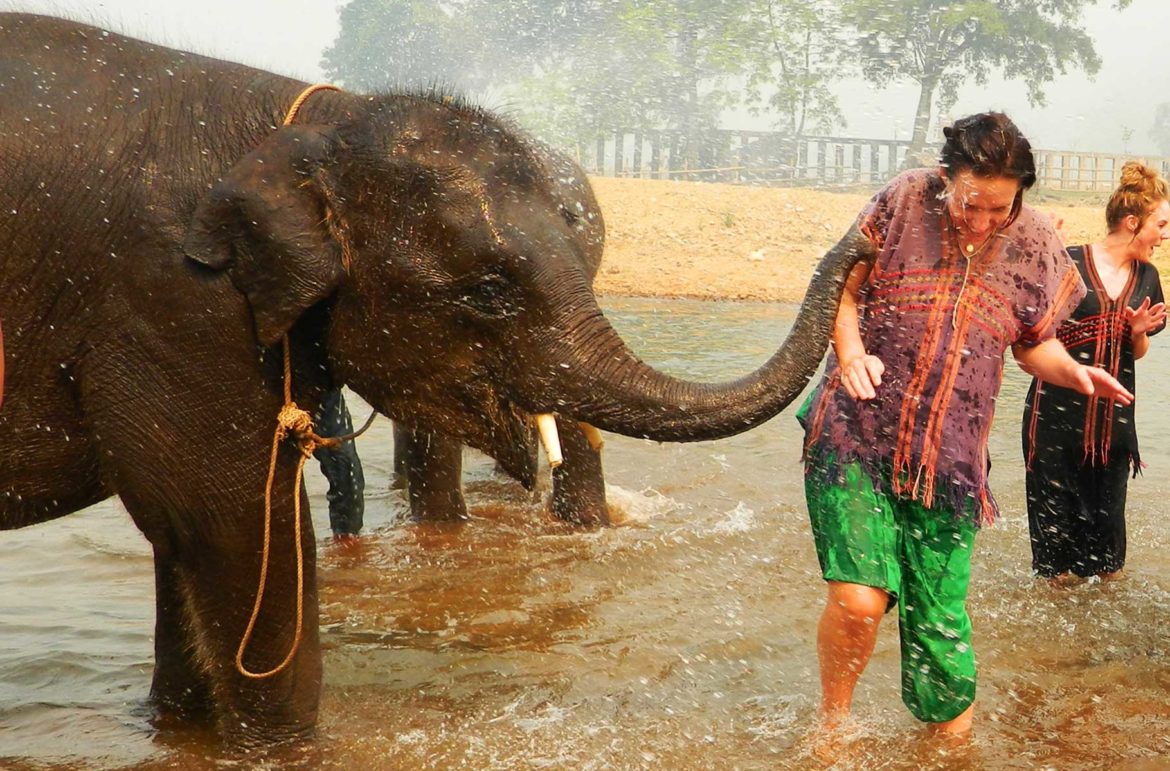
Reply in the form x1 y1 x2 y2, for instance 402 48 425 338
802 169 1084 524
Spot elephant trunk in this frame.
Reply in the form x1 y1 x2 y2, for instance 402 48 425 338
527 233 866 442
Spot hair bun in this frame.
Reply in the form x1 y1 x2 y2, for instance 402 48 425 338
1119 161 1156 190
1106 161 1169 231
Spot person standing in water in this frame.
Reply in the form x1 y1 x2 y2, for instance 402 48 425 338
314 387 366 539
798 112 1133 734
1023 162 1169 581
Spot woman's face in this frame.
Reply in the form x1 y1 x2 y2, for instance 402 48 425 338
1129 198 1170 262
942 169 1021 242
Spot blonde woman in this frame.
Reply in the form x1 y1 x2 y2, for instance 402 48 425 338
1023 162 1170 580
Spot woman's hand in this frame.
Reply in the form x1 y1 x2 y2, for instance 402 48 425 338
1071 364 1134 406
1124 297 1166 338
1013 337 1134 404
839 354 885 400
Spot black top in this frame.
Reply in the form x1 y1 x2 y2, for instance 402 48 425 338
1024 244 1164 470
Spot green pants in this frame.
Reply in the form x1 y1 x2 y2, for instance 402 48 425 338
805 461 978 723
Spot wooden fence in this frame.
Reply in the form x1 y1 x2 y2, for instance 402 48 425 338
579 129 1170 192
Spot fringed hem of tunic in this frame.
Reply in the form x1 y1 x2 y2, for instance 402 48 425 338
802 444 997 527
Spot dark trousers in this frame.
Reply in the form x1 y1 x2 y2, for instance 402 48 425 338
1026 453 1129 578
313 389 365 535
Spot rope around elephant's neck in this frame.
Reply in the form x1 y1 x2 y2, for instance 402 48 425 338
234 83 374 680
282 83 340 126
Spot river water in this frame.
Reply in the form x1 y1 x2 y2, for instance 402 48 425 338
3 297 1170 769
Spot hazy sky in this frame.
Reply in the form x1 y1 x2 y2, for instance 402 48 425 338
2 0 1166 155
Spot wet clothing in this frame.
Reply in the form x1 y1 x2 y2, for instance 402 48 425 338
802 169 1082 525
805 460 977 723
1022 244 1164 577
313 388 365 535
1024 452 1130 577
799 168 1081 722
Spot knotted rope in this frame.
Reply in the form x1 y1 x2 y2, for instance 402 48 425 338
234 83 374 679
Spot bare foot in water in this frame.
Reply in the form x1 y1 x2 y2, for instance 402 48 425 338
328 532 367 557
801 712 855 765
802 725 845 766
927 704 974 737
1046 572 1080 587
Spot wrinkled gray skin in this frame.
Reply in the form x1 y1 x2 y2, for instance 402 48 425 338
392 146 610 527
0 14 868 746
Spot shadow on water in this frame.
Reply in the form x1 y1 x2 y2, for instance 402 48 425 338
4 297 1170 768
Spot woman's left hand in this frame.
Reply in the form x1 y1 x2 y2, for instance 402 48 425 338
1125 297 1167 338
1075 364 1134 405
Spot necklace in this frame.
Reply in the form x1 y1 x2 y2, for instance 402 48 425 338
943 208 997 261
943 211 999 330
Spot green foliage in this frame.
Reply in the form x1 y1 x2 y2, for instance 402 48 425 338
736 0 848 137
495 0 753 148
838 0 1112 155
321 0 845 151
323 1 475 92
320 0 1131 159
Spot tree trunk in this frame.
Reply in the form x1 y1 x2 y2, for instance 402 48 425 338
677 19 700 172
903 73 938 170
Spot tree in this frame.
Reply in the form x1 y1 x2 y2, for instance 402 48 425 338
483 0 759 163
739 0 848 138
323 1 477 92
839 0 1123 162
322 0 774 157
320 0 860 164
322 0 636 102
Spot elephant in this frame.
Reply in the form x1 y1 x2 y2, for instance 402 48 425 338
0 13 868 746
390 145 610 527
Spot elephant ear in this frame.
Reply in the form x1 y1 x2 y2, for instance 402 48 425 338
184 125 345 346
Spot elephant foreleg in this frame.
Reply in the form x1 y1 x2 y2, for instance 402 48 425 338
550 416 608 526
390 422 411 490
149 549 213 720
174 500 323 744
399 426 468 521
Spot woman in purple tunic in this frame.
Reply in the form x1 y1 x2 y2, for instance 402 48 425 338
1023 163 1170 581
799 112 1134 736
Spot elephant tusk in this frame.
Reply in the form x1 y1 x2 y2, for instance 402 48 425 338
535 413 563 468
578 422 604 452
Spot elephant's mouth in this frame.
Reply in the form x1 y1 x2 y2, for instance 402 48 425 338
479 390 539 490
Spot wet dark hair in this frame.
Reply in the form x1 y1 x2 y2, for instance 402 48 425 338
939 112 1036 224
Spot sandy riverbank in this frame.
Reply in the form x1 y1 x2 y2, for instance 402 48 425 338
588 177 1164 303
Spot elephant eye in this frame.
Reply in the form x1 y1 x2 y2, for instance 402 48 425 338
559 204 579 226
458 272 520 318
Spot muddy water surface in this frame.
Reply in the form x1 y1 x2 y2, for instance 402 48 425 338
4 297 1170 769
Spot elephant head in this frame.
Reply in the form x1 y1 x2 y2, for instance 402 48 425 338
184 94 864 471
